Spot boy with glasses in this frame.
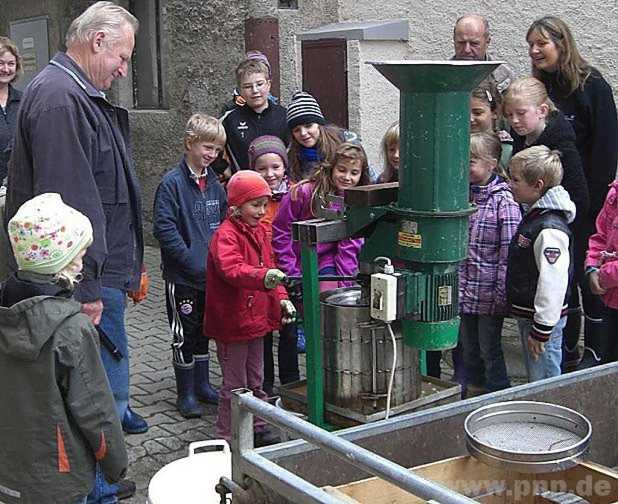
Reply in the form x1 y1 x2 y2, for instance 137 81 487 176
221 58 288 173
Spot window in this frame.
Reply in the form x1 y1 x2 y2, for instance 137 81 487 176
278 0 299 9
129 0 167 108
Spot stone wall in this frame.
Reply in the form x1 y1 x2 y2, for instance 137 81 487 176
0 0 247 241
0 0 77 53
274 1 618 170
272 0 340 103
2 1 617 237
129 0 246 240
347 39 409 170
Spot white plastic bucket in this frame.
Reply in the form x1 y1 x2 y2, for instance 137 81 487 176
147 439 231 504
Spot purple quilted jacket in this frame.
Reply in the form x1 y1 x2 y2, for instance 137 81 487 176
459 176 522 315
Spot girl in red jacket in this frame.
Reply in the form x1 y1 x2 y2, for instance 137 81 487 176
204 171 295 446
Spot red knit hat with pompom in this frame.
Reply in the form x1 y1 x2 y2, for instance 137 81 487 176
227 170 272 207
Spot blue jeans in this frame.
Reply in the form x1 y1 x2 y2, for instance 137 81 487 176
87 287 129 503
516 316 566 382
460 314 510 391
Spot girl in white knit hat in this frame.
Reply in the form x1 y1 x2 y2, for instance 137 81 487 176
0 193 127 504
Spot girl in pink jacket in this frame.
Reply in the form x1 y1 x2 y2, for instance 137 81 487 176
584 180 618 365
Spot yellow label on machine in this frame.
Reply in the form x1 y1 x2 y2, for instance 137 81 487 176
398 232 422 248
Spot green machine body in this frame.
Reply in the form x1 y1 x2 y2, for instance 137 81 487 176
347 60 501 350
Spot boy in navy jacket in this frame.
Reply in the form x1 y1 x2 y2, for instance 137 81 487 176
153 114 227 418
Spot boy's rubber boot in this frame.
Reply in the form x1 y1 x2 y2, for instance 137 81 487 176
194 354 219 405
577 319 611 370
174 362 202 418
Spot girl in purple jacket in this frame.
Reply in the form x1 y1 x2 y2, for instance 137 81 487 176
458 132 522 393
272 142 370 291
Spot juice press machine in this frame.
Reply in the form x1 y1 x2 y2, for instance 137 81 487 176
287 60 501 428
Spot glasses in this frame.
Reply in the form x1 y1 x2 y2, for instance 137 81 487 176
241 79 269 92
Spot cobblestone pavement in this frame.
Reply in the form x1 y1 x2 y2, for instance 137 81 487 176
124 245 536 502
123 245 221 502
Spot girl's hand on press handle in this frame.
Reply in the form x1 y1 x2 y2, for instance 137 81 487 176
264 269 287 289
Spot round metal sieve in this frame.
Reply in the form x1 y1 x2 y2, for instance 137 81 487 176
465 401 591 473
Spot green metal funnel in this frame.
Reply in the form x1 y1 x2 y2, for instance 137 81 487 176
369 60 499 212
369 60 499 93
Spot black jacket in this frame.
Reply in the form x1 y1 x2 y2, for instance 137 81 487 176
221 102 289 172
153 159 227 290
512 110 590 230
0 84 21 183
4 52 144 302
543 68 618 216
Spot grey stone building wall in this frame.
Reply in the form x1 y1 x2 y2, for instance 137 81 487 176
273 0 339 103
347 39 409 170
244 0 339 103
0 0 247 241
1 1 617 237
270 1 617 170
129 0 246 240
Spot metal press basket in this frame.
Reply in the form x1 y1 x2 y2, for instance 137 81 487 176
464 401 592 473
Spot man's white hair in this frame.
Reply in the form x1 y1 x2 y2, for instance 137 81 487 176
65 1 139 48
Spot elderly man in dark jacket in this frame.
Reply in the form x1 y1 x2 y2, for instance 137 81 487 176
4 2 146 502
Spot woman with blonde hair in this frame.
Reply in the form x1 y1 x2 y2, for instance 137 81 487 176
0 37 22 283
0 36 22 183
526 16 618 370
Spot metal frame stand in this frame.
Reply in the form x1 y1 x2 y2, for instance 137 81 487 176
293 218 349 429
230 389 478 504
300 243 326 428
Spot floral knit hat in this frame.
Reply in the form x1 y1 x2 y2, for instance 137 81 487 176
8 193 93 275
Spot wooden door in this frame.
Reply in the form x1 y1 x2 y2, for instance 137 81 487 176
301 38 348 129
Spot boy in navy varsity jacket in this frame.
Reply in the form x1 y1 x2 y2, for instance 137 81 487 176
506 146 575 382
153 114 228 418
